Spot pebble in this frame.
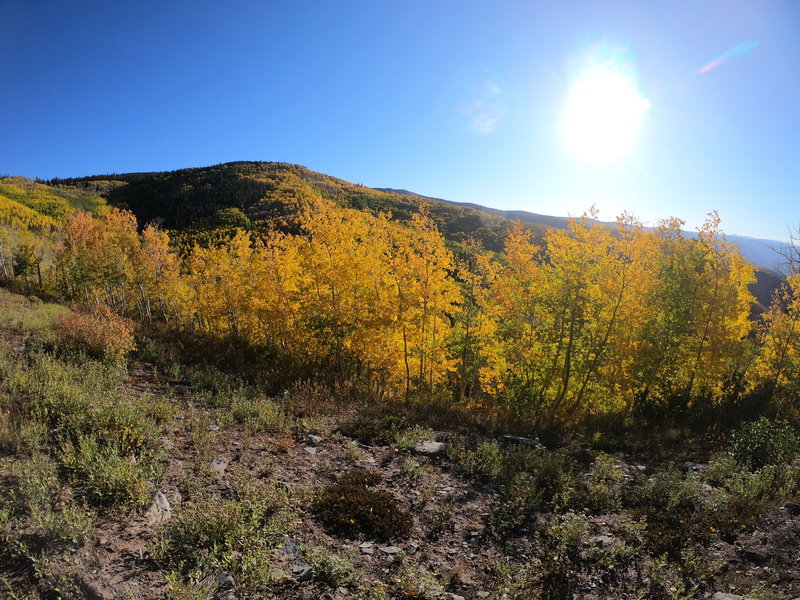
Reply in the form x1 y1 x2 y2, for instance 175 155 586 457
303 446 317 455
379 546 401 554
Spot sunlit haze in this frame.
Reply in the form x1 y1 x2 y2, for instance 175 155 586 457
2 1 798 240
562 46 650 162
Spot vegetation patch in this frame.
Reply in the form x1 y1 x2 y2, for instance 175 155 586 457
313 483 412 541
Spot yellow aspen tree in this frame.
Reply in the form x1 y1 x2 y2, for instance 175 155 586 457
682 212 755 399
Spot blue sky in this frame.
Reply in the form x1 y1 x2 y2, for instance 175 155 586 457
2 1 798 240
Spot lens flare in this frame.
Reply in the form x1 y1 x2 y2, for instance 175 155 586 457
699 40 759 74
562 45 650 163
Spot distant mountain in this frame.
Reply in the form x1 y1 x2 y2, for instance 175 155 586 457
380 187 791 274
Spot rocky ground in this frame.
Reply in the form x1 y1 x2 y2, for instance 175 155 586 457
1 293 800 600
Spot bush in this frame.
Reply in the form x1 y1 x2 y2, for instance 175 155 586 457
634 469 711 555
313 483 412 541
727 417 799 471
151 479 295 590
55 305 136 361
60 436 159 507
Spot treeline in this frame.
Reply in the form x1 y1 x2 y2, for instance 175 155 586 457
3 193 799 427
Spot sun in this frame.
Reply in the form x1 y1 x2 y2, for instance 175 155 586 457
562 63 650 163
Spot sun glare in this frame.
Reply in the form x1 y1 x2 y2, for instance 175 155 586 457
563 60 650 163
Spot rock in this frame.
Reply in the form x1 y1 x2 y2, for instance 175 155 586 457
279 536 300 560
303 446 317 455
737 543 770 565
211 457 230 476
213 571 235 591
437 594 465 600
160 437 175 450
413 441 447 455
292 558 312 580
681 461 708 474
360 542 374 555
146 490 172 524
307 434 323 445
477 593 490 599
712 593 745 600
588 534 615 548
784 501 800 516
379 545 401 554
501 434 540 448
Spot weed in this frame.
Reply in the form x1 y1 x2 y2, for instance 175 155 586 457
401 458 426 479
308 546 362 588
393 563 443 598
634 469 711 555
229 393 288 434
394 425 435 451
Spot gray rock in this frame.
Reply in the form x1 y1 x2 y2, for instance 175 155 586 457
588 534 615 548
379 545 401 554
146 490 172 524
784 501 800 516
213 571 235 591
360 542 374 555
279 536 300 560
303 446 317 455
501 435 540 448
307 434 323 445
414 441 447 455
292 558 312 580
211 457 230 476
712 593 745 600
681 461 708 474
477 593 490 599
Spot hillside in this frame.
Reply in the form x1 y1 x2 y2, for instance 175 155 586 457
52 162 523 252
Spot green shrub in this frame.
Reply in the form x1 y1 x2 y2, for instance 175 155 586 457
60 436 159 507
727 417 799 471
151 479 295 590
313 483 412 541
4 455 92 550
450 437 579 533
572 452 625 513
634 469 711 555
450 438 504 482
